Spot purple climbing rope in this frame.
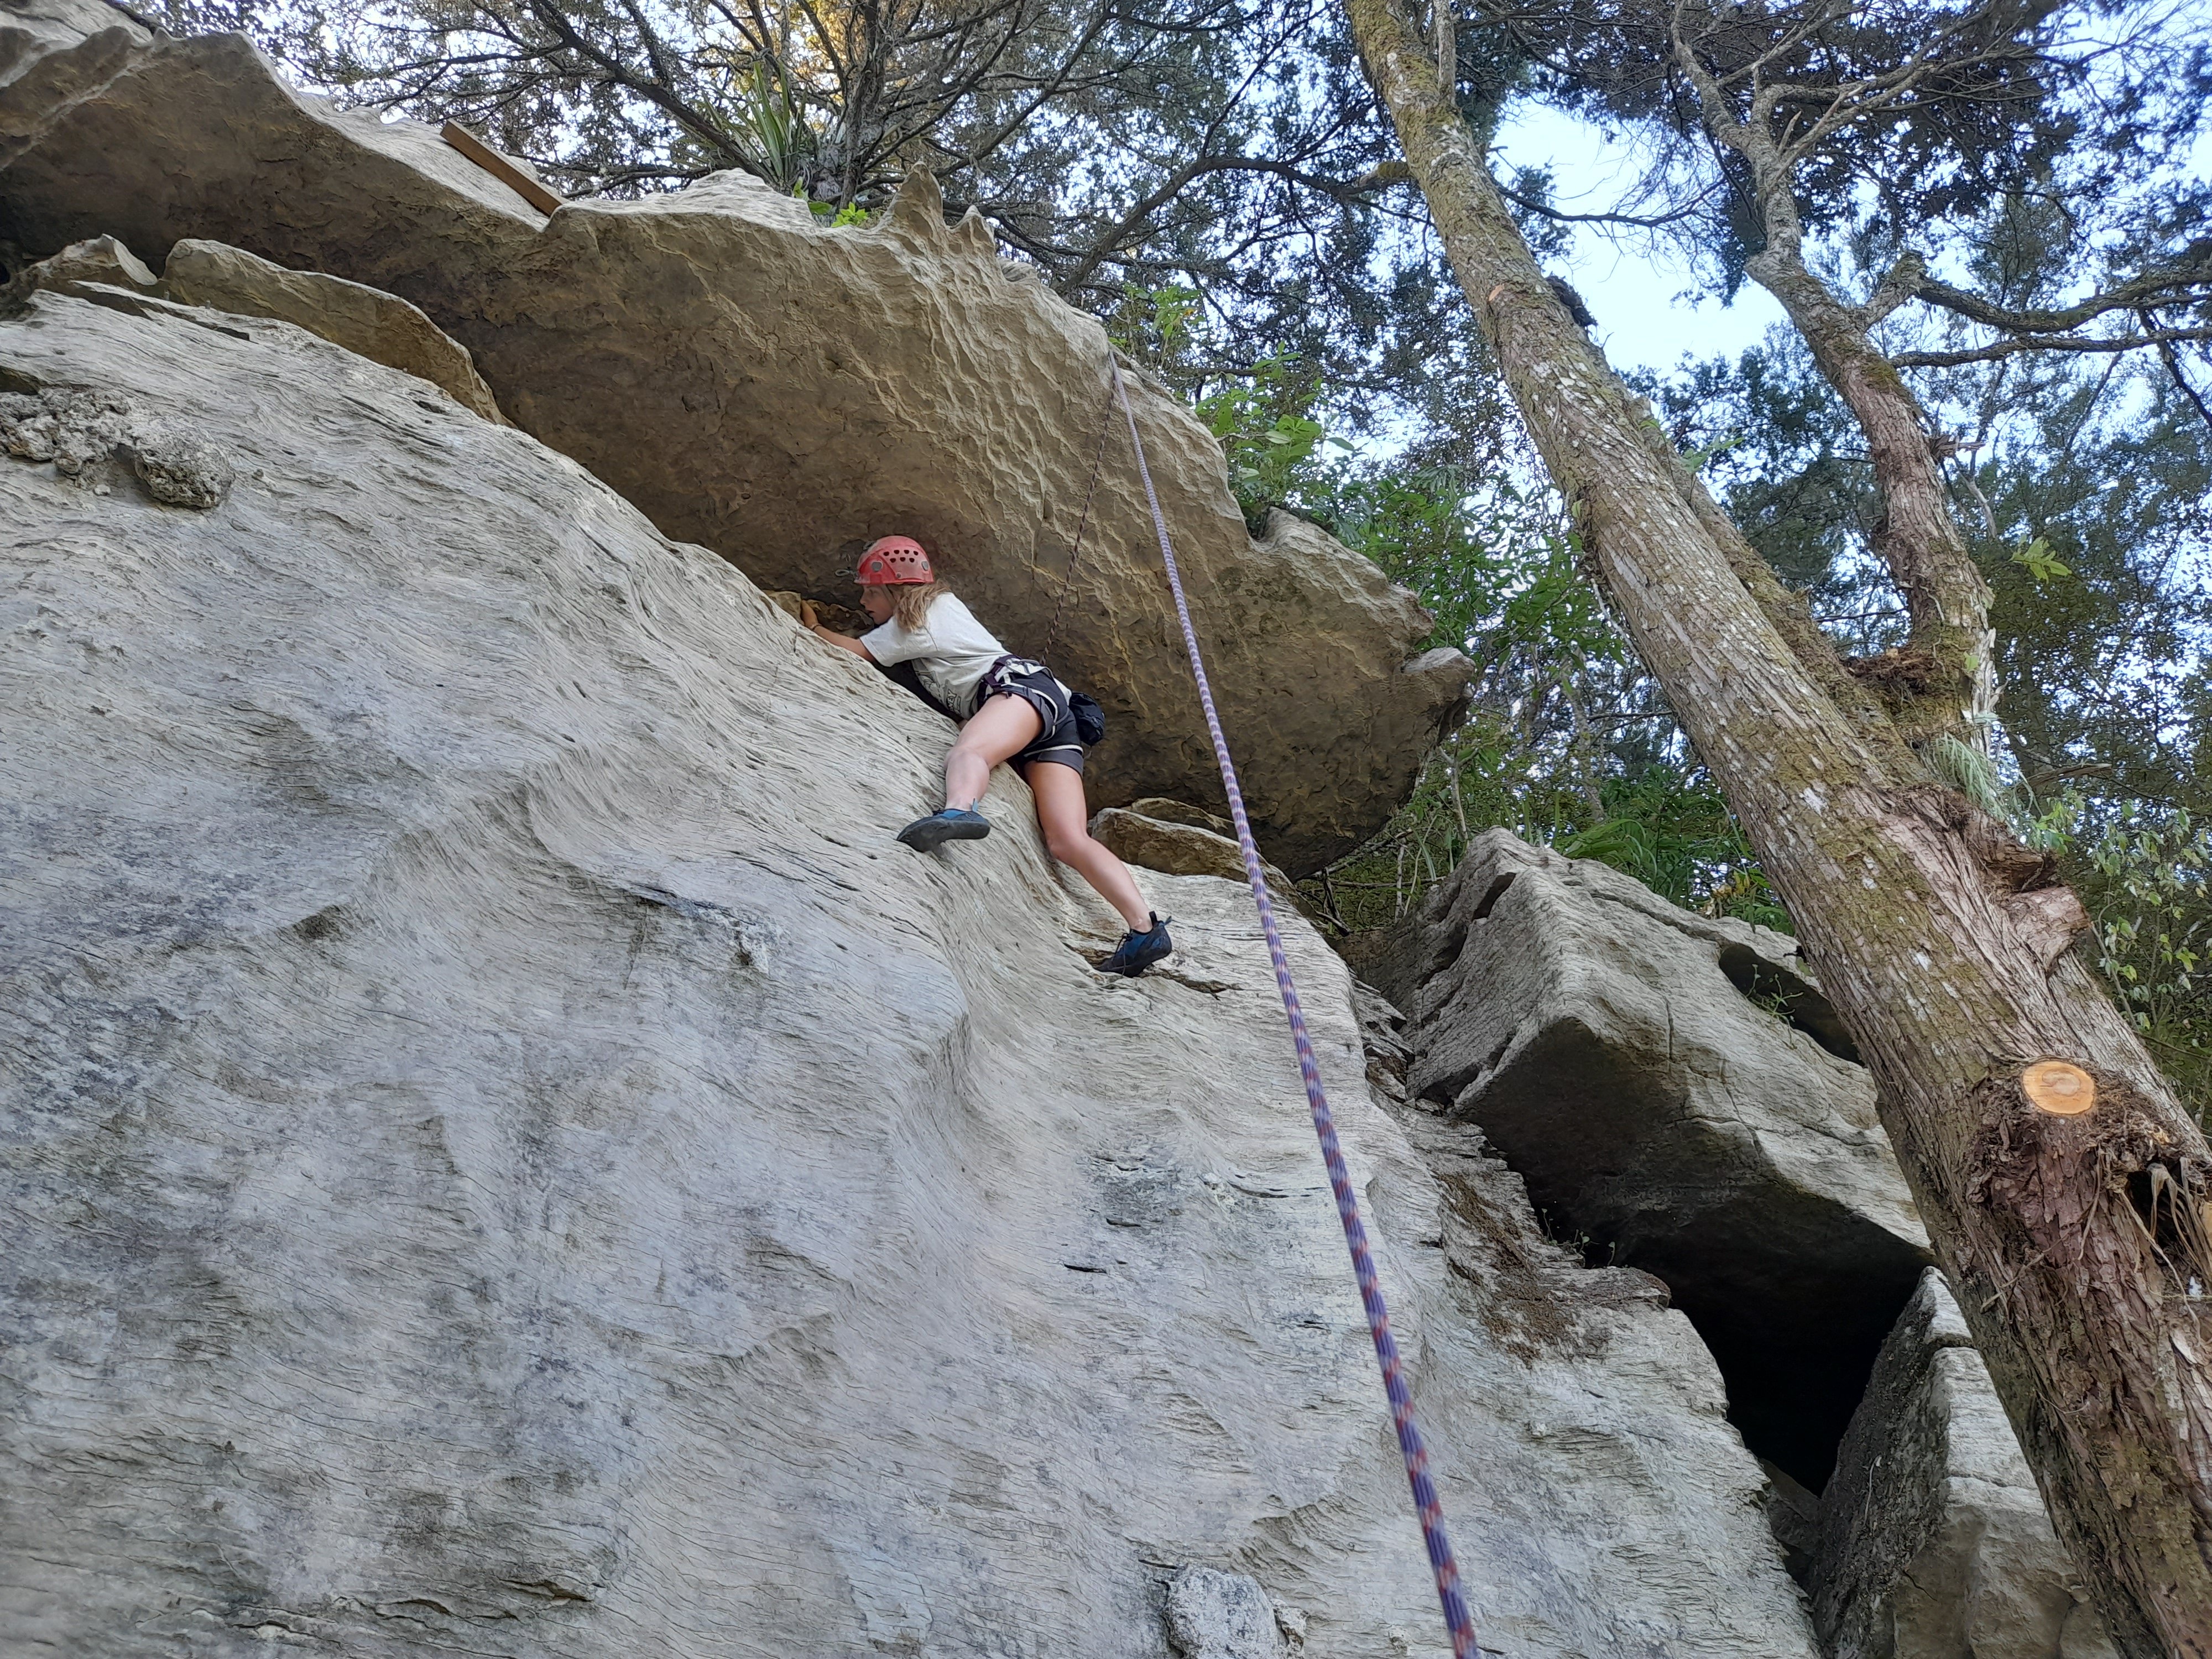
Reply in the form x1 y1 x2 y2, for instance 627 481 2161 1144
1108 359 1481 1659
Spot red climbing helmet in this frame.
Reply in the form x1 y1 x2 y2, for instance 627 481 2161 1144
856 535 935 586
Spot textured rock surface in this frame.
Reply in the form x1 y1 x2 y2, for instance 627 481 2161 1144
1815 1271 2114 1659
1354 829 1932 1487
1 291 1814 1657
1164 1566 1285 1658
1759 1458 1822 1584
1 356 234 507
0 24 1469 873
4 228 155 294
0 0 145 167
161 237 507 421
1130 796 1238 836
1090 805 1297 897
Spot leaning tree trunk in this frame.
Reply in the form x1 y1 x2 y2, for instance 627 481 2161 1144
1343 0 2212 1649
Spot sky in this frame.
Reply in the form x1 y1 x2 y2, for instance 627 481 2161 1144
1491 103 1789 376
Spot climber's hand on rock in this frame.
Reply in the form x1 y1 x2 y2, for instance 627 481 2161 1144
800 599 822 633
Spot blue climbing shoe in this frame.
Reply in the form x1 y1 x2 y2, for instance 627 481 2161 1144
1100 912 1173 977
896 806 992 852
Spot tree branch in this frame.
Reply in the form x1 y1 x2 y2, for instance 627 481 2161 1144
1914 266 2212 335
1053 152 1413 294
1861 250 1928 325
2142 307 2212 436
1349 157 1710 225
1893 324 2212 369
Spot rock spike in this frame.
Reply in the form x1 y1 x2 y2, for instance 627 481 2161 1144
884 164 947 241
952 207 997 258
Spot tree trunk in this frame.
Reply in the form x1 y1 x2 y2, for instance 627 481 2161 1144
1746 244 1999 749
1660 32 1997 753
1342 0 2212 1648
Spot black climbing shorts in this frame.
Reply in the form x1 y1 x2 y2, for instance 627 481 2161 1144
975 656 1086 776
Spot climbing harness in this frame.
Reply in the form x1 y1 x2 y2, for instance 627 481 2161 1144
1108 356 1483 1659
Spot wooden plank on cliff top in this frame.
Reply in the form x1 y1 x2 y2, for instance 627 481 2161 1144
440 122 562 216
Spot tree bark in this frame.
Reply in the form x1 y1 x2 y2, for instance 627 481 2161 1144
1342 0 2212 1648
1665 37 1995 752
1746 243 1998 747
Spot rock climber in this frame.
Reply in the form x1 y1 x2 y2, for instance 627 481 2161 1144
802 534 1174 978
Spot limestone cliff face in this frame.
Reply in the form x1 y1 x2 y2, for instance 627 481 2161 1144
0 288 1815 1656
0 0 145 163
0 21 1470 874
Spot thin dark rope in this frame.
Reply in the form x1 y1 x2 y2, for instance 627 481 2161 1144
1041 382 1117 662
1107 356 1483 1659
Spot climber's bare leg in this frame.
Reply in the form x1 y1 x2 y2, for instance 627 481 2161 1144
944 693 1042 809
1028 761 1151 930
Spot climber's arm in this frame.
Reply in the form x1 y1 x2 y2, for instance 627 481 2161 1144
802 601 877 663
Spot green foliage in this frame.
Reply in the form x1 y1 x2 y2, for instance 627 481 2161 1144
1292 465 1785 935
808 196 877 228
1558 771 1788 929
1977 360 2212 818
1636 345 1889 623
1119 294 1776 935
1109 298 1767 931
1645 206 2212 846
1109 286 1352 530
1332 473 1619 661
1644 239 2212 1104
725 54 810 194
1926 732 2012 822
1194 356 1349 527
1307 722 1786 934
2009 536 2072 583
2077 810 2212 1117
1914 775 2212 1119
1108 284 1204 368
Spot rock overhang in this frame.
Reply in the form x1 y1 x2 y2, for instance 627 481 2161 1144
0 25 1470 874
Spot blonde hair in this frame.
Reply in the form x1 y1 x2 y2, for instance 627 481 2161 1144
890 580 948 632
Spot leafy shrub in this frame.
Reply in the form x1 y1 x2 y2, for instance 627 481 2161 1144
2078 808 2212 1115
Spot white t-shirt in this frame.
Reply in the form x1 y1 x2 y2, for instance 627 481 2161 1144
862 592 1006 715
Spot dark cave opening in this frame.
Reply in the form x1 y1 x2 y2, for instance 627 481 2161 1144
1652 1247 1921 1493
1472 1029 1926 1494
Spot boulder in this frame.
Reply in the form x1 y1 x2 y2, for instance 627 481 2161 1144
3 228 156 294
1357 829 1932 1489
1759 1459 1823 1584
0 24 1470 873
1 286 1813 1659
1815 1270 2114 1659
1090 804 1297 897
6 233 505 432
1130 795 1238 836
1385 1102 1812 1656
160 237 507 421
